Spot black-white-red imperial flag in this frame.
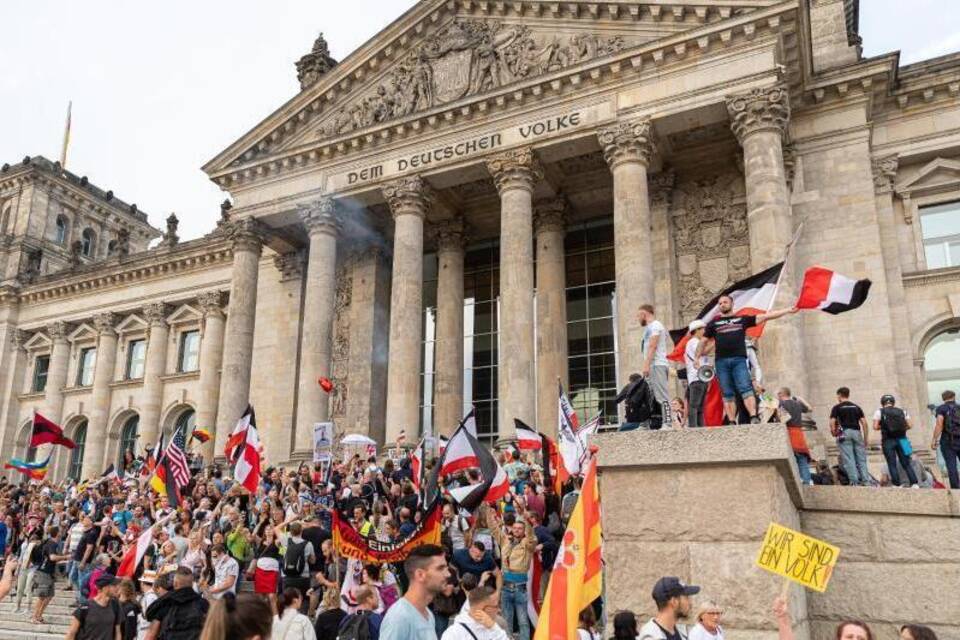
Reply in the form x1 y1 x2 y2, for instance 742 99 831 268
795 266 871 314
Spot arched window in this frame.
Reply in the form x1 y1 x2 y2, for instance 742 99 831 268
119 415 139 468
174 408 196 439
55 215 68 244
925 328 960 405
68 421 88 481
81 228 96 257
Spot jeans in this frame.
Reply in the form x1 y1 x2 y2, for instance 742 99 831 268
618 422 649 432
646 365 670 428
940 439 960 489
77 565 95 604
882 438 918 486
794 454 812 485
501 583 530 640
714 357 753 401
838 429 870 485
687 381 707 427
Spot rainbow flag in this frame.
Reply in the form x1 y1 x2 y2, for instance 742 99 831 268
5 453 53 481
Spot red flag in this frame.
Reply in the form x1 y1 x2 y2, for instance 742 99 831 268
795 266 871 314
30 412 75 449
234 420 261 493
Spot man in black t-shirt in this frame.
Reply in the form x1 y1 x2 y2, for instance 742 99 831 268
72 517 101 605
829 387 871 486
31 525 71 624
931 389 960 489
699 294 798 424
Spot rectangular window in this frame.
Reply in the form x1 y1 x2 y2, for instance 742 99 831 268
178 330 200 372
32 355 50 393
126 339 146 379
77 347 96 386
921 201 960 269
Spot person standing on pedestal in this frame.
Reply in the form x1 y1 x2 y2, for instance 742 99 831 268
638 305 670 430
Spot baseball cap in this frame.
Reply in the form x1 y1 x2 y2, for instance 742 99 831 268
688 319 706 333
652 576 700 601
94 573 121 589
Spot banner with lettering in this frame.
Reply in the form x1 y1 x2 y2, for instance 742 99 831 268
755 523 840 592
332 499 443 564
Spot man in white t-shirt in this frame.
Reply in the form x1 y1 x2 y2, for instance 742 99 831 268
640 304 671 429
205 543 239 599
684 320 711 428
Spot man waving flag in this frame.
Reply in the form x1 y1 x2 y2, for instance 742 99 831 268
535 455 602 640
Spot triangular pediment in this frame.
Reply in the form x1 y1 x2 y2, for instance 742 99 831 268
166 304 201 325
897 158 960 195
204 0 774 177
68 323 97 343
23 332 51 352
116 314 147 335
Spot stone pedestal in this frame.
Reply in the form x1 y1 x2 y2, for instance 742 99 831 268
599 118 656 385
727 85 805 395
534 198 568 434
596 425 809 639
295 198 340 455
433 219 465 437
487 149 541 439
197 291 226 461
214 220 263 458
83 313 118 480
139 303 169 450
383 176 431 445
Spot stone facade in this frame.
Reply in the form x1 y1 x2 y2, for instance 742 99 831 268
2 1 960 475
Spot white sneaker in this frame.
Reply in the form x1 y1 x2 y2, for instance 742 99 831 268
911 484 919 489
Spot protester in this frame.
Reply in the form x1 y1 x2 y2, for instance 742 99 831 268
118 578 142 640
313 587 347 640
615 373 655 431
380 544 449 640
205 544 239 600
689 600 724 640
578 606 601 640
440 577 508 640
900 624 938 640
613 611 640 640
639 304 671 428
272 587 317 640
66 573 123 640
774 597 875 640
776 388 814 486
339 585 383 640
872 395 919 487
491 501 537 640
452 541 497 582
931 389 960 489
639 577 699 640
684 320 710 427
829 387 871 486
144 566 209 640
31 524 71 624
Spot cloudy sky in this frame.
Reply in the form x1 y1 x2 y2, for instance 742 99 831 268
1 1 956 240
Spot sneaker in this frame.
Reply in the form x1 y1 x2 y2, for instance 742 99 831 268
911 484 919 489
749 415 761 424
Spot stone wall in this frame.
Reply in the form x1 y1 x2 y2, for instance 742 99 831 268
597 426 960 640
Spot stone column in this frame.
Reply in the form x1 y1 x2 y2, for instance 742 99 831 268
139 302 169 451
534 198 568 434
214 219 264 458
487 148 542 439
295 198 340 455
727 84 804 391
382 176 432 445
42 321 72 423
82 312 118 480
0 330 28 463
197 291 226 461
598 118 656 384
433 218 465 437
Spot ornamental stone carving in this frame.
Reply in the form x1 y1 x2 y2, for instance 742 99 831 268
726 84 790 142
533 197 567 233
299 197 340 236
330 261 353 420
12 329 28 351
197 291 225 318
381 176 434 218
161 214 179 248
434 218 466 253
649 170 676 209
597 118 656 169
486 148 543 194
274 251 305 282
93 312 118 336
226 218 265 254
47 321 70 342
143 303 169 327
872 154 899 194
320 20 628 138
296 33 338 90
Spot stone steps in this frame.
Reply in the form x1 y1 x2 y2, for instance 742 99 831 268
0 581 75 640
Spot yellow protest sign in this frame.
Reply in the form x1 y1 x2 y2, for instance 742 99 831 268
755 523 840 592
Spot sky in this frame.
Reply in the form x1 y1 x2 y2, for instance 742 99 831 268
1 1 957 241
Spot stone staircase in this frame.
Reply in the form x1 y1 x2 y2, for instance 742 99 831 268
0 577 76 640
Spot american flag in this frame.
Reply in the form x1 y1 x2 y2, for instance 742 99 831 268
166 426 191 487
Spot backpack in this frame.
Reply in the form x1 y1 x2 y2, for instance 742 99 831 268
626 379 654 423
337 611 372 640
945 404 960 443
158 595 208 640
879 407 908 438
283 539 307 577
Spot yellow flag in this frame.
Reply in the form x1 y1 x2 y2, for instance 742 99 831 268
534 456 602 640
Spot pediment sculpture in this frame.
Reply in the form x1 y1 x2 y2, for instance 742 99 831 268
320 19 628 139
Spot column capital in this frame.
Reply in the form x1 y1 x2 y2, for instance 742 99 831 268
533 197 567 233
12 329 29 352
382 175 434 219
486 148 543 194
46 321 71 343
598 118 656 169
434 218 467 253
726 84 790 142
226 217 266 254
198 290 225 318
872 154 899 195
298 197 340 237
93 312 118 337
143 302 169 327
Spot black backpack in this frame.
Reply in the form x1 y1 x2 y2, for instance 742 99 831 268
283 539 307 577
879 406 908 439
626 379 654 423
337 611 372 640
945 404 960 442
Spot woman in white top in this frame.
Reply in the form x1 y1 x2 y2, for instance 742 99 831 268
181 530 207 577
689 600 725 640
272 587 317 640
577 607 601 640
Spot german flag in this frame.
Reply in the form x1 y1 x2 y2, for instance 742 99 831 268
333 498 442 564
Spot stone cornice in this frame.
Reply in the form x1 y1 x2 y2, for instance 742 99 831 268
902 265 960 288
15 236 234 305
205 2 798 190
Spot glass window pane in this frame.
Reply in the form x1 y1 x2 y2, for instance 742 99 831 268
568 321 589 356
127 340 146 379
566 259 587 288
472 367 494 400
78 348 96 386
920 202 960 240
569 356 589 390
473 302 495 334
586 249 616 283
179 331 200 372
68 423 87 481
567 288 587 322
472 334 496 367
587 283 615 318
925 242 948 269
588 318 615 354
950 242 960 267
33 355 50 393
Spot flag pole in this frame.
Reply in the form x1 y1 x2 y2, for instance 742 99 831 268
770 222 805 308
60 101 72 168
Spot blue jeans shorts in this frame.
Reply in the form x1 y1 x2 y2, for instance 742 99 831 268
715 356 754 401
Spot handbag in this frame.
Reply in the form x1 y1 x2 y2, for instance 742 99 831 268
899 437 913 456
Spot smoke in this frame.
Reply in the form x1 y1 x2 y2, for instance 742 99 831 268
336 197 392 259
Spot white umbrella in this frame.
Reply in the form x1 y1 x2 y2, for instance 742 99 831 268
340 433 376 446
